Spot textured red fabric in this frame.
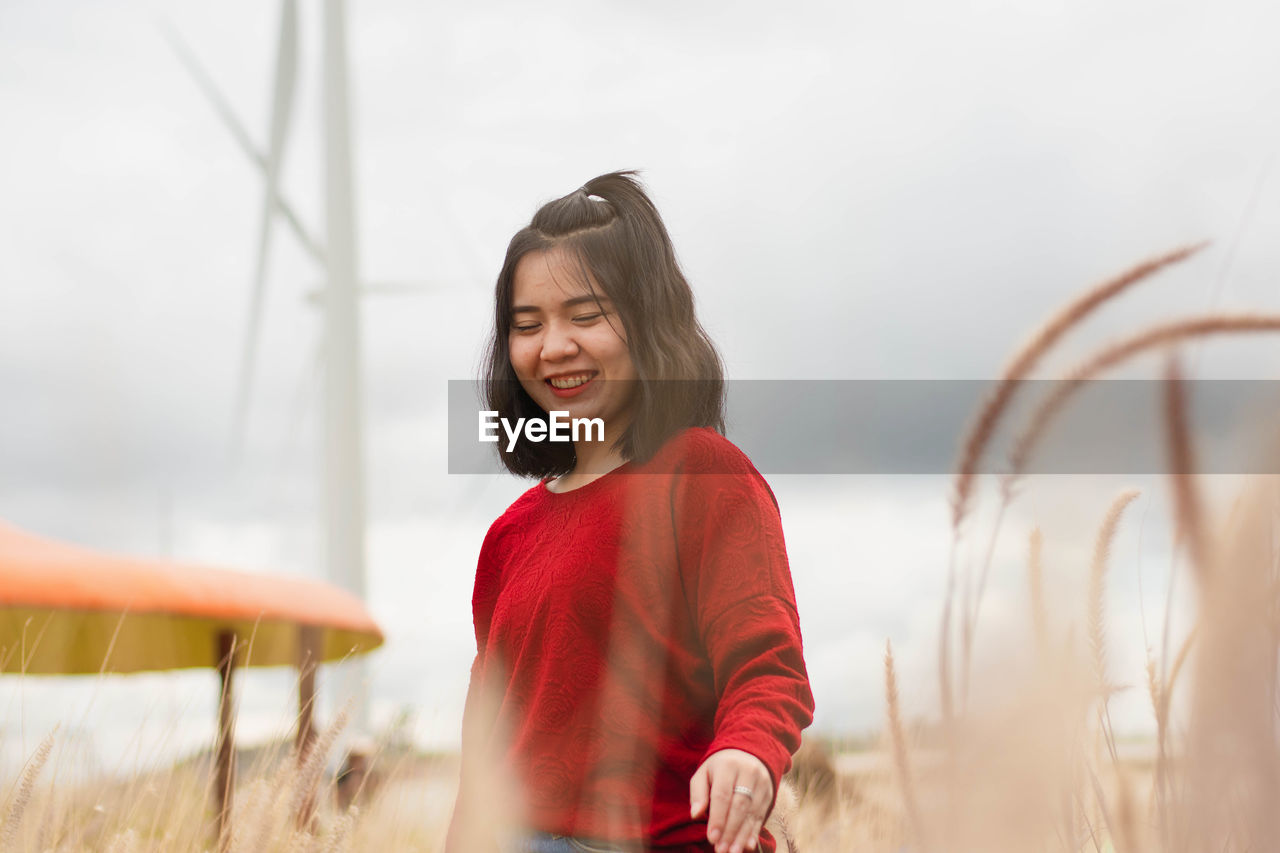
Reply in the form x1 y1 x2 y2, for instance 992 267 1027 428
447 428 814 852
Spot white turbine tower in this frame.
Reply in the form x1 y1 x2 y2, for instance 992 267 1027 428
164 0 372 734
319 0 369 736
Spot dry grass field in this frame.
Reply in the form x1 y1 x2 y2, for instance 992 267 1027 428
6 243 1280 851
0 736 1157 851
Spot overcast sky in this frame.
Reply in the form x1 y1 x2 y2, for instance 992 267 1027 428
4 0 1280 775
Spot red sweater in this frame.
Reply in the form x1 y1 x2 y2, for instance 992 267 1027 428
448 428 814 852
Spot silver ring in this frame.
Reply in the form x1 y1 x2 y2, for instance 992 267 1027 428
733 785 753 797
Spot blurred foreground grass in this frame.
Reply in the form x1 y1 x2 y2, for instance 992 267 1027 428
1 733 1159 852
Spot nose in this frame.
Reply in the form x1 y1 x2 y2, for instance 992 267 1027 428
540 320 580 361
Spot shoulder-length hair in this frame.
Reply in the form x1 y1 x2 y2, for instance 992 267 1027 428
482 171 725 478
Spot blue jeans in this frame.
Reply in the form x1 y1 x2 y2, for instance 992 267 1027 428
509 832 635 853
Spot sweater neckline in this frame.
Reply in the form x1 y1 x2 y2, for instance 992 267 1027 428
539 458 635 498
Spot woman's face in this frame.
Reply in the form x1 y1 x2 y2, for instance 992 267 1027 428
507 248 638 434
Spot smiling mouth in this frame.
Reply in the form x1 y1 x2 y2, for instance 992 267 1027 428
546 372 596 389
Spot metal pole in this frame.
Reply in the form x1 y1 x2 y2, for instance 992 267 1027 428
296 624 321 757
322 0 369 733
296 624 322 828
214 630 239 853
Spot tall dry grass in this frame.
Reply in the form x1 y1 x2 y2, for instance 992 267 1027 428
945 243 1207 720
0 731 55 848
784 246 1280 852
0 724 454 852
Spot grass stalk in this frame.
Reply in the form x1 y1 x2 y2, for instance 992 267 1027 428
1006 314 1280 485
1163 355 1210 581
1089 490 1141 767
0 729 56 849
884 640 924 848
951 242 1207 533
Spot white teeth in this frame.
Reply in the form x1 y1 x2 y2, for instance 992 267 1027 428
549 374 592 389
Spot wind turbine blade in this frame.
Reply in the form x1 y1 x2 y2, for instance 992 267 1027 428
157 17 325 266
268 0 300 163
232 0 301 455
157 19 258 176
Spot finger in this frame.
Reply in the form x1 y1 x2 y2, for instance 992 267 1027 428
690 763 711 819
706 771 734 847
753 773 775 851
719 776 754 852
735 769 771 853
732 812 763 853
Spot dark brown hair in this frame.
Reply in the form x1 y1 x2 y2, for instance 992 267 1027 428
482 171 725 478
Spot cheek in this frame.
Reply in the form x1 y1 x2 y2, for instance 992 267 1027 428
593 330 634 375
611 341 637 379
507 337 536 377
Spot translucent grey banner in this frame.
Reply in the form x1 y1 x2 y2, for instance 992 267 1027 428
447 380 1280 474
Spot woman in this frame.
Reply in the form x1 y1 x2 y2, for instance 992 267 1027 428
447 172 813 853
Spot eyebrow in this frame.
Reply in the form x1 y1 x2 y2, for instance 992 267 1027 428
510 294 613 314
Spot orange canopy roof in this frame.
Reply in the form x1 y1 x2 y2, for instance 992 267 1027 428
0 520 383 675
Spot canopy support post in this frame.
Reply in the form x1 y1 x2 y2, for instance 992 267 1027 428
215 630 238 853
297 624 321 756
296 624 322 828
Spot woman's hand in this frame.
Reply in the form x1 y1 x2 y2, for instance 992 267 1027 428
689 748 773 853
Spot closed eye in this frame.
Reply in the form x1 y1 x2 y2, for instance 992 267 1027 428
511 323 541 333
573 312 607 324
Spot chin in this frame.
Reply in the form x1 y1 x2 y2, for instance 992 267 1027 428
554 402 605 423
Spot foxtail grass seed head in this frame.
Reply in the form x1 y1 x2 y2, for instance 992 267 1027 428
289 709 351 825
1163 354 1210 581
951 242 1207 531
0 730 56 849
1088 490 1141 696
1007 314 1280 485
884 640 925 848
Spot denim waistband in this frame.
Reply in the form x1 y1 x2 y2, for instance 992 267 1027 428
518 831 640 853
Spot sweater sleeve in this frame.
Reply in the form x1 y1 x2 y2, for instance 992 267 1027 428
672 434 815 799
